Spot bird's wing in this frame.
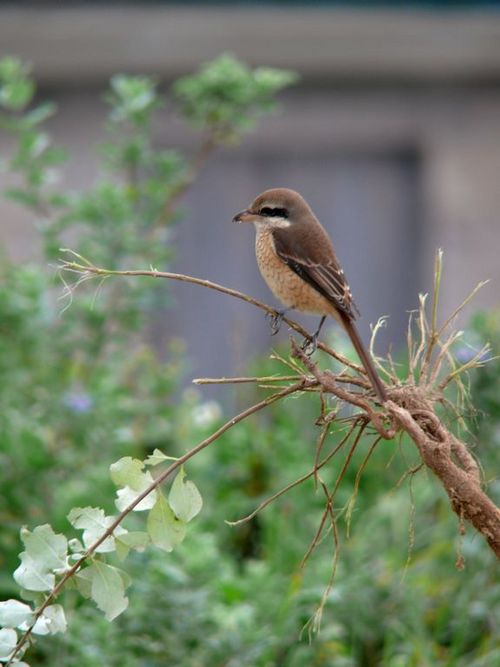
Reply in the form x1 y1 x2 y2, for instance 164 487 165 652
272 226 359 319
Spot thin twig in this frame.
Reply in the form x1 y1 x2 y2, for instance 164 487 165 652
435 281 489 342
344 434 381 536
291 340 395 439
193 374 304 385
305 479 341 637
59 256 361 372
227 420 358 527
420 248 443 380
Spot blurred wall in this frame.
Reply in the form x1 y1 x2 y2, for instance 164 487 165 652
1 6 500 382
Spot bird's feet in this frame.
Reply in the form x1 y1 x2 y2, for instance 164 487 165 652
301 316 326 356
267 309 288 336
301 332 319 356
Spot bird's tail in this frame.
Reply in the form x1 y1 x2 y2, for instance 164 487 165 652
339 313 387 403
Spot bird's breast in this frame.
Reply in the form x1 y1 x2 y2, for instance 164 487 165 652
255 229 334 316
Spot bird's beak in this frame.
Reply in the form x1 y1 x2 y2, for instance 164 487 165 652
232 209 253 223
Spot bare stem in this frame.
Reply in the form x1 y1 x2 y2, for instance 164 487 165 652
60 256 364 372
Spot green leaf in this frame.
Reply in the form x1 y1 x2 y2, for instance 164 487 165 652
168 468 203 523
43 604 67 634
0 627 17 660
147 492 186 552
107 74 159 124
14 556 54 592
23 102 57 128
0 78 34 111
110 457 157 512
68 538 84 555
78 562 129 621
114 531 150 561
4 188 40 208
0 57 35 110
13 525 68 592
30 605 67 636
20 525 67 572
0 600 33 629
144 448 177 467
68 507 125 553
74 570 93 600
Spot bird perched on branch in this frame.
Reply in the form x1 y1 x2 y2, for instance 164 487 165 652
233 187 387 403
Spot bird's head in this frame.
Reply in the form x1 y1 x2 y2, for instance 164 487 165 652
232 188 313 229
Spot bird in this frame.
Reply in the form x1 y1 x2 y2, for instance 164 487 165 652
232 187 387 403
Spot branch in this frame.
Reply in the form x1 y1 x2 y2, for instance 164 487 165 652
228 419 362 527
291 340 395 440
386 401 500 557
59 256 364 372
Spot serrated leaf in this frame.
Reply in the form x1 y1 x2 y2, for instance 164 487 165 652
20 525 67 573
67 507 125 553
0 600 33 629
0 627 17 660
144 448 178 467
110 457 157 512
14 556 54 592
114 532 150 561
13 525 68 593
87 562 129 621
147 492 186 552
169 468 203 523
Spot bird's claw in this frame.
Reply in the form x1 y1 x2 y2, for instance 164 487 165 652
301 334 318 356
267 310 286 336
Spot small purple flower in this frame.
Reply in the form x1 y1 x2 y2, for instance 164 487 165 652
455 346 476 364
63 391 93 413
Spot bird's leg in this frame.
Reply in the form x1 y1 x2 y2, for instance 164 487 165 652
301 315 327 356
267 308 292 336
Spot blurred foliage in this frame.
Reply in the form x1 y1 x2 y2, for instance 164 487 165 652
173 53 297 142
1 56 499 665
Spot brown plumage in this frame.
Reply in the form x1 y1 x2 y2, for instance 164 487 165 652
233 188 387 403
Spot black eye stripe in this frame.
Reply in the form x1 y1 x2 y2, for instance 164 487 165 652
259 206 289 218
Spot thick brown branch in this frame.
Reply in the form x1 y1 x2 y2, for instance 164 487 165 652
386 401 500 557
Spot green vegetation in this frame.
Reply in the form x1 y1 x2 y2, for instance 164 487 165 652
0 56 498 666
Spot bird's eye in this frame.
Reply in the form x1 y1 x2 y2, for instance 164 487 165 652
259 206 289 218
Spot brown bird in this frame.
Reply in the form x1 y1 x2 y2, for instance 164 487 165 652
233 187 387 403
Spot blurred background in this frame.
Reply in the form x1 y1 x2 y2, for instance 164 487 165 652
1 2 499 666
